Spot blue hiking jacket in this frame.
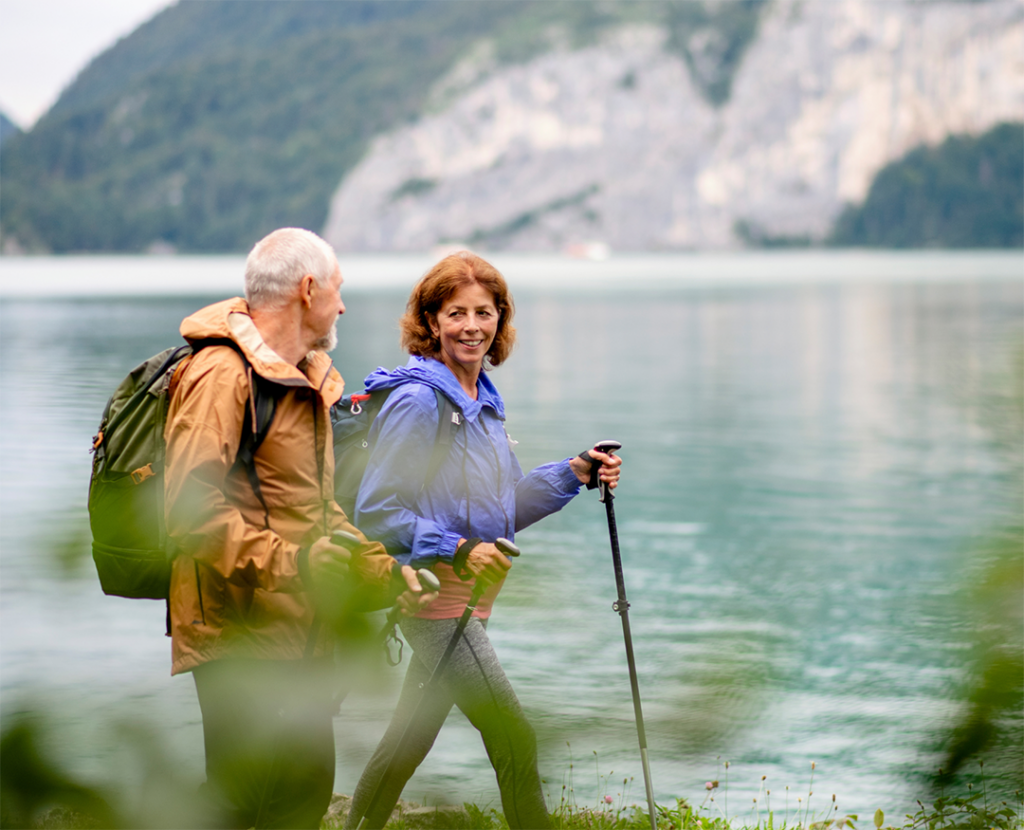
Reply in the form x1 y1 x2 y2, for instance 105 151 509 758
355 356 582 568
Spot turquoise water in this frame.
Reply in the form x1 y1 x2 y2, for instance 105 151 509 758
1 253 1021 820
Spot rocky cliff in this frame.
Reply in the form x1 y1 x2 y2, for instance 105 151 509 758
323 0 1024 252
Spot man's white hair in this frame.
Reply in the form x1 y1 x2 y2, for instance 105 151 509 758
245 228 338 310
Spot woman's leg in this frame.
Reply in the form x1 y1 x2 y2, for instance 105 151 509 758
343 640 455 830
345 617 550 830
404 617 551 830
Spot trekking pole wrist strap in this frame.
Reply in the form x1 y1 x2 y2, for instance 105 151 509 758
453 538 482 581
578 451 601 490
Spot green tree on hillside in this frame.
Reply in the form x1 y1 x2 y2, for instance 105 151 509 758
830 122 1024 249
0 112 20 147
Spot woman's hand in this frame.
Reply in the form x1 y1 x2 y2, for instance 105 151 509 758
395 565 439 615
569 447 622 490
459 541 513 585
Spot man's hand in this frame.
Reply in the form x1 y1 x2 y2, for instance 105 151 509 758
395 566 439 615
569 448 622 490
308 535 352 590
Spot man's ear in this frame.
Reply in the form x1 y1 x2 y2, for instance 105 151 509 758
299 274 316 308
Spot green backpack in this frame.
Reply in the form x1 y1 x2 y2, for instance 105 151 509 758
89 341 277 600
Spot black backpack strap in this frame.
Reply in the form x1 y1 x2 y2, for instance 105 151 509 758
192 339 280 530
233 369 279 529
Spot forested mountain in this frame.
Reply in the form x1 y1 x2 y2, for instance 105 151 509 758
1 2 521 251
1 0 1020 254
2 1 763 253
831 123 1023 249
0 113 20 148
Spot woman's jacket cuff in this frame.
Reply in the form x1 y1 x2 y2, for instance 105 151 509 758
558 458 585 493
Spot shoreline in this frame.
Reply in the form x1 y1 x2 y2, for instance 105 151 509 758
1 249 1021 298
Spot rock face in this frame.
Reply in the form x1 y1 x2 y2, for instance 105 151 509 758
323 0 1024 252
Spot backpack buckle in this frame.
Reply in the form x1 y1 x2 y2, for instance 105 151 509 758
384 626 404 666
350 393 371 416
130 463 156 485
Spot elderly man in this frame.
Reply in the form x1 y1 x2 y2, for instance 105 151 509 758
164 227 432 829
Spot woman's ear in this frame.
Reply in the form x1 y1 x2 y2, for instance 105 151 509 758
427 313 439 339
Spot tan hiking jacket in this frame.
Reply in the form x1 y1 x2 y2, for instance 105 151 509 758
164 297 393 675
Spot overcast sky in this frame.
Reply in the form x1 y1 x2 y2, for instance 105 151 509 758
0 0 176 129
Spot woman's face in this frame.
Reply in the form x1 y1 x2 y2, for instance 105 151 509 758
430 281 499 377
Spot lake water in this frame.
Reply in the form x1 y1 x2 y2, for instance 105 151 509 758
1 251 1021 822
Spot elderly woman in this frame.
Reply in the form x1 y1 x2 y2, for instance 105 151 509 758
343 252 620 830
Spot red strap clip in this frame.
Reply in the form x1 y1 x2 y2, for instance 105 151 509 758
350 393 371 415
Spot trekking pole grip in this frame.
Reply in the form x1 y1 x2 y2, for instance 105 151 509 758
590 440 622 503
384 567 441 626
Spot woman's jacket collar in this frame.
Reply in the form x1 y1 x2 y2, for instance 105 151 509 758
363 355 504 423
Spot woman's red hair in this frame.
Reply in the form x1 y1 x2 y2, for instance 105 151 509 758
399 251 517 367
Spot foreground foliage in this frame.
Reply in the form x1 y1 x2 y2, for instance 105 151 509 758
4 719 1021 829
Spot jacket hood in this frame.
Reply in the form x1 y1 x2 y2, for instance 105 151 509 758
364 356 504 422
180 297 342 398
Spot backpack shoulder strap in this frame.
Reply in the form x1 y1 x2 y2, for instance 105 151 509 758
192 339 280 529
234 371 279 529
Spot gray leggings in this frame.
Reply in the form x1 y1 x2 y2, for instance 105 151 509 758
344 616 551 830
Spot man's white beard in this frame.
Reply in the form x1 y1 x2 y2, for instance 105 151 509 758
313 322 338 353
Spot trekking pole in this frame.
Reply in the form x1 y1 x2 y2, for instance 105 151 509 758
355 538 520 830
589 440 657 830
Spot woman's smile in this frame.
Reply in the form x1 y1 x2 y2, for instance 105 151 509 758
431 281 499 386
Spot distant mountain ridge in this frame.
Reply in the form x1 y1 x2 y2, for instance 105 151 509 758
324 0 1024 252
1 0 1020 254
2 1 571 252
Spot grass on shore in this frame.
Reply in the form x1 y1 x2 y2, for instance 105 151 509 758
344 758 1023 830
342 793 1023 830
